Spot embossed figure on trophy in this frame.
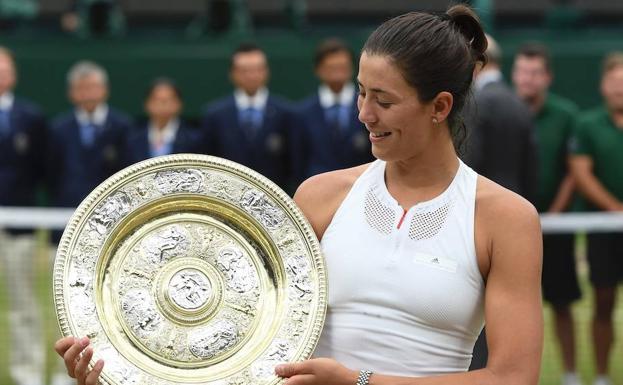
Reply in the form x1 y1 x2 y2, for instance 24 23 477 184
155 169 204 194
194 226 226 260
217 247 257 293
69 269 96 315
286 255 313 300
240 190 285 229
168 269 212 310
142 225 187 263
190 320 239 359
207 175 240 201
268 341 291 361
121 289 161 334
89 192 131 235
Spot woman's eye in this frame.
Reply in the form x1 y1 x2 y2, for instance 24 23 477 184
377 101 392 108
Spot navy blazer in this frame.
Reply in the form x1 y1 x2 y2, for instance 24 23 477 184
294 93 373 183
47 107 132 209
202 94 296 193
0 97 47 213
123 120 205 167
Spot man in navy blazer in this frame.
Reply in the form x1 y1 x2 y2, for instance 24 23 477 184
0 47 48 385
47 61 131 230
124 78 205 166
202 43 296 193
295 38 373 183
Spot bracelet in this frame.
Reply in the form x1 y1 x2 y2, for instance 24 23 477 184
356 369 373 385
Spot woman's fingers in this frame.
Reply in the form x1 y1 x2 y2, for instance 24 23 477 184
74 347 93 382
63 336 90 378
84 360 105 385
54 336 76 357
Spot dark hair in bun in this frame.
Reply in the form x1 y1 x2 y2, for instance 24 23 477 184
362 4 487 153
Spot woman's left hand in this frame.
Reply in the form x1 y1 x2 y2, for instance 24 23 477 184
275 358 358 385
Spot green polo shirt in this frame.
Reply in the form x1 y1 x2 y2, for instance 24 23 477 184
534 93 578 212
570 106 623 209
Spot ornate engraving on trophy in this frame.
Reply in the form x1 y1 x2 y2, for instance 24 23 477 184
141 225 190 264
155 169 204 194
88 191 132 236
286 255 314 301
217 247 258 294
168 268 212 310
189 320 240 359
204 171 244 202
240 190 285 230
121 288 162 337
283 305 310 338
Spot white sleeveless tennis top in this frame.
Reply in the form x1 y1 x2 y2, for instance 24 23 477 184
313 159 485 376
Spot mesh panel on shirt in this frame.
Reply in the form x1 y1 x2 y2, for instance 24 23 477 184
364 188 396 235
408 201 452 241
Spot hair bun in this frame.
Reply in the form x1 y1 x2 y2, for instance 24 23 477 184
446 4 487 64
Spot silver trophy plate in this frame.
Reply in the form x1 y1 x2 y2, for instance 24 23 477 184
53 154 327 385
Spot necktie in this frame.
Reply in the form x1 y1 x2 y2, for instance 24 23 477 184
326 104 343 132
241 107 261 138
80 122 97 147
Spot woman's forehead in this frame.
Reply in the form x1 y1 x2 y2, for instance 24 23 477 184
358 53 414 97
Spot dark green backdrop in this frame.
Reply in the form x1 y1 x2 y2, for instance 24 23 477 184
3 29 622 119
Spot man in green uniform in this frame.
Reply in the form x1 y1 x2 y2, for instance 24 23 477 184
570 52 623 385
512 43 581 385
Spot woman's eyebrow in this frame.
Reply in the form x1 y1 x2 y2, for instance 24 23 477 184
357 80 392 95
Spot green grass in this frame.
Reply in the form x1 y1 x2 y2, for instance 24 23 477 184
0 233 622 385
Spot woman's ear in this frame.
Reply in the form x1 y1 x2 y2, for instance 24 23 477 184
432 91 453 123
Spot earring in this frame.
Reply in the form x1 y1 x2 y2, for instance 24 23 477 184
432 117 438 124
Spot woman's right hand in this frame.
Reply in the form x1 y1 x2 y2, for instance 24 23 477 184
54 336 104 385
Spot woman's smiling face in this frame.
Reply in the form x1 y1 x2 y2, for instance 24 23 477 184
357 52 442 162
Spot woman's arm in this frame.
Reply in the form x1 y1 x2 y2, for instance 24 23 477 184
278 183 544 385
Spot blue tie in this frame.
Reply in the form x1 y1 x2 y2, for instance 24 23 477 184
0 109 10 137
240 107 261 137
80 123 97 147
325 104 343 132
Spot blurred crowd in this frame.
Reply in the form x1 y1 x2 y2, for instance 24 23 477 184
1 34 623 385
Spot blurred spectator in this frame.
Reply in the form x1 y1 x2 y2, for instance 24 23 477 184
464 34 538 370
569 52 623 385
202 43 296 192
0 46 47 385
47 64 130 384
61 0 125 37
124 78 205 166
512 42 581 385
295 38 372 183
463 34 538 202
47 60 131 235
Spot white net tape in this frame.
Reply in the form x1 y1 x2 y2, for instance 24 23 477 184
1 206 623 233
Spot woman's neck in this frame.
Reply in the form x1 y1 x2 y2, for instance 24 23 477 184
384 139 459 209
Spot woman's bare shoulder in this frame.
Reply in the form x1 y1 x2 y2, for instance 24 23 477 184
294 164 370 239
474 176 542 280
475 176 541 248
476 176 539 222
